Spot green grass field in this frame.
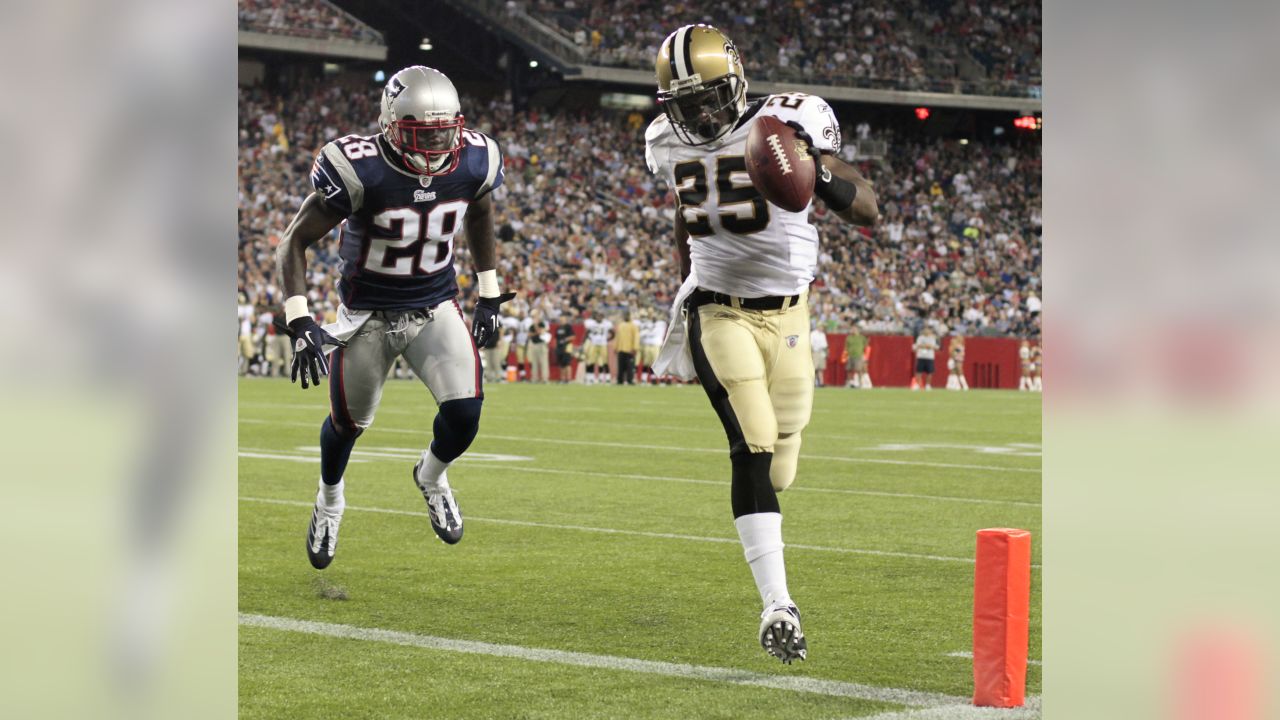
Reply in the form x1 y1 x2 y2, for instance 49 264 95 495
239 379 1041 719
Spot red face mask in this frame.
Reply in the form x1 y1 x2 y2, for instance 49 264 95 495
387 114 466 176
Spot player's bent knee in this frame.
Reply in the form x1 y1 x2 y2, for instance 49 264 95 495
328 414 367 440
439 397 483 432
770 432 801 492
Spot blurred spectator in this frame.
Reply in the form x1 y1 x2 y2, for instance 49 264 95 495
810 320 829 387
496 0 1040 97
238 0 384 44
238 80 1041 372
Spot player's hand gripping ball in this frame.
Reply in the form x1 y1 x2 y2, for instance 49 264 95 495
745 115 817 212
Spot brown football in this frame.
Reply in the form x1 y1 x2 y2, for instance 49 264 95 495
745 115 816 213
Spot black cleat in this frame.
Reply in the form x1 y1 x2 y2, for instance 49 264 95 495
759 602 807 664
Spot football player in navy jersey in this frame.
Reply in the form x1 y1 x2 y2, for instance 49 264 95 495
276 66 516 569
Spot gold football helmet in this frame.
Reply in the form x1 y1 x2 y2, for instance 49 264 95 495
655 24 748 145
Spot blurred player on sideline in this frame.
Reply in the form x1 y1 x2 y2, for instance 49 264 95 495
275 66 515 569
946 335 969 390
640 309 667 383
646 24 878 663
582 306 613 384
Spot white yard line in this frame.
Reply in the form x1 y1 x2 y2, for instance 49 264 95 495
498 466 1041 508
239 417 1040 475
237 451 367 464
237 446 1038 508
239 496 984 565
239 612 964 708
945 651 1042 667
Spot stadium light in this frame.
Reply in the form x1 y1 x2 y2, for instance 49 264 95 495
373 70 385 82
959 139 969 145
914 107 930 121
529 60 539 68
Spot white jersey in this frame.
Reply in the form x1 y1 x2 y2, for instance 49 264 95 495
516 316 533 345
645 92 842 297
500 315 520 344
914 335 938 360
584 318 613 345
810 328 829 352
643 318 667 346
238 303 254 336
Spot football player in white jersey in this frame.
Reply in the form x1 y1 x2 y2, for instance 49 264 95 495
646 24 878 663
582 308 614 384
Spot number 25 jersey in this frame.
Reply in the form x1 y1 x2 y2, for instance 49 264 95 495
644 92 840 298
310 131 504 310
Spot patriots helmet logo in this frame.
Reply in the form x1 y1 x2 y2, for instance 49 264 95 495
387 76 407 100
786 335 799 348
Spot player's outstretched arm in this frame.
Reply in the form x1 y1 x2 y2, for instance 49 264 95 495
274 191 347 388
464 192 516 348
819 154 879 227
782 120 879 227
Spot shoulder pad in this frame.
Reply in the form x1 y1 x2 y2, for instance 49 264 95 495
644 116 672 175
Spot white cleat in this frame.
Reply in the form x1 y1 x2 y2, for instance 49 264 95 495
413 460 464 544
759 602 807 664
306 490 344 570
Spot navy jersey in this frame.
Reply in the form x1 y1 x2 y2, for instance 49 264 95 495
310 130 504 310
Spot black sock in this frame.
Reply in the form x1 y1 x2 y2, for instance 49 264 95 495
730 452 779 518
319 415 361 485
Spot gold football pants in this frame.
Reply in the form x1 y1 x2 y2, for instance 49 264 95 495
688 296 813 492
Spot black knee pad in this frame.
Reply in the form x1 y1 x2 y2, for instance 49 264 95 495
730 451 779 518
326 414 364 441
431 398 484 463
439 398 483 432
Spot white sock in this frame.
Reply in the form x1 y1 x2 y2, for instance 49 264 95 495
734 512 791 609
319 477 345 510
416 448 451 491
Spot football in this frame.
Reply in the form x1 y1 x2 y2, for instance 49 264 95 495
745 115 816 213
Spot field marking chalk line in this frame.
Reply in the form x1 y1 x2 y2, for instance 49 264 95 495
240 612 963 708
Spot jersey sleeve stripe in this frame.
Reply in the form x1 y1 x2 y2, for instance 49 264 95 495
322 143 365 213
477 137 502 198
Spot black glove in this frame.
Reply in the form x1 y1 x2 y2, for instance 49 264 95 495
786 120 855 211
278 316 346 390
784 121 821 164
471 292 516 349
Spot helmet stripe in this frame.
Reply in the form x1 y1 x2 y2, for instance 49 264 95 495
678 25 695 79
667 30 681 83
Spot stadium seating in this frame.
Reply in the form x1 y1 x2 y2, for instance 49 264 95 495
238 81 1041 350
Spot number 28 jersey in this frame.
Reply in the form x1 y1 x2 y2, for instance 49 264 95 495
645 92 841 298
310 131 504 310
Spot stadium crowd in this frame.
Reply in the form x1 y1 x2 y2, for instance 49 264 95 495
238 0 384 44
503 0 1041 97
239 80 1041 375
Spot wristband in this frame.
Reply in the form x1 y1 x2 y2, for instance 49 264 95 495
814 165 857 212
284 295 310 324
476 269 500 298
